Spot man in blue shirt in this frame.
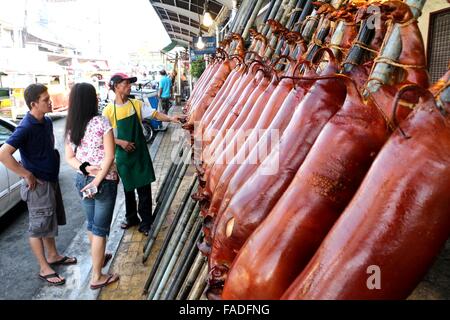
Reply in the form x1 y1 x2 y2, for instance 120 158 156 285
158 69 172 114
0 84 76 286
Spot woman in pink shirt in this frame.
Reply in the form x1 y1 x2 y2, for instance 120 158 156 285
64 83 119 290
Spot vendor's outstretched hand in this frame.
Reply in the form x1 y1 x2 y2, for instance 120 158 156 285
171 115 187 123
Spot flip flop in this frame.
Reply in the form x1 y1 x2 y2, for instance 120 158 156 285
103 252 113 268
120 220 139 230
90 273 120 290
39 272 66 286
49 256 77 266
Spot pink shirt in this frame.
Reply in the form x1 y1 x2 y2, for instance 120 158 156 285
70 116 118 181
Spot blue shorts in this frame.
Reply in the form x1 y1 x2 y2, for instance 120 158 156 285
75 174 118 237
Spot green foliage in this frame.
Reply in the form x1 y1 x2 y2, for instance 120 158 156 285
191 58 206 79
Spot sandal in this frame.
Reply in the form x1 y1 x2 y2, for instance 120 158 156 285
48 256 77 266
39 272 66 286
90 273 120 290
120 220 139 230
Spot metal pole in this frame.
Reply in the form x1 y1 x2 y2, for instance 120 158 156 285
142 148 192 262
366 0 426 94
176 252 206 300
153 214 203 299
147 203 201 299
187 262 209 300
164 231 203 300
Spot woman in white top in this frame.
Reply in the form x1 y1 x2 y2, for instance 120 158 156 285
64 83 119 290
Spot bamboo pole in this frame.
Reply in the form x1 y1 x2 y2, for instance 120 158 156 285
242 0 267 40
142 148 192 262
146 202 200 299
176 252 206 300
366 0 427 94
142 176 198 294
153 215 203 300
187 262 209 300
164 230 203 300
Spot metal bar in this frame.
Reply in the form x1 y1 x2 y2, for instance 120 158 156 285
176 252 206 300
142 148 192 261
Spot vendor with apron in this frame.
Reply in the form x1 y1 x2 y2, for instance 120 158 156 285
103 73 180 236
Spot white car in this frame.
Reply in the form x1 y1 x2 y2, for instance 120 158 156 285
0 117 23 218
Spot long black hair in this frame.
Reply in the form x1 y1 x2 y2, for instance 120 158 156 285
64 82 99 146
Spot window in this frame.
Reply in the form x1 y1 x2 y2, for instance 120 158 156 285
0 123 13 145
427 8 450 83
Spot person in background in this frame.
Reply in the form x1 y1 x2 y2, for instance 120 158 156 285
102 73 181 236
64 83 120 290
0 84 76 286
158 69 172 114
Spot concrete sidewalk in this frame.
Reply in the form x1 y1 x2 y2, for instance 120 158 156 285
98 119 195 300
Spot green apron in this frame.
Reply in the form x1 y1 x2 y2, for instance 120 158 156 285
114 100 155 192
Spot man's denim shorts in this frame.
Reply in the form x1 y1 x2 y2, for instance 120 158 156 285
75 174 118 237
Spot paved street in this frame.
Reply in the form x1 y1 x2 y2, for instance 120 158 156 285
0 116 91 299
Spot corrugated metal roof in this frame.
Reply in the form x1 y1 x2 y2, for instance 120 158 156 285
149 0 232 47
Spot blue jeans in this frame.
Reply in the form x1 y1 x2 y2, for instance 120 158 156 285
75 173 118 237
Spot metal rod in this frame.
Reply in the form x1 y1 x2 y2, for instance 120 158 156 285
187 262 209 300
142 148 192 261
165 231 203 300
176 252 206 300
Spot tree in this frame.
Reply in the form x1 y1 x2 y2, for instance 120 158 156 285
190 57 205 80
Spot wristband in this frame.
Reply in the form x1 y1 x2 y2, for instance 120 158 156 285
79 162 90 176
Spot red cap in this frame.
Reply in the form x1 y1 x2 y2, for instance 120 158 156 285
109 73 137 89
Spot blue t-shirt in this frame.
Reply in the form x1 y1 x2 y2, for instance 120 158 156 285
6 112 59 182
159 76 172 99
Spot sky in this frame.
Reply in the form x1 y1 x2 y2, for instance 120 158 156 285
0 0 172 58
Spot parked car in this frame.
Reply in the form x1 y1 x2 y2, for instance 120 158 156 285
0 117 23 218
